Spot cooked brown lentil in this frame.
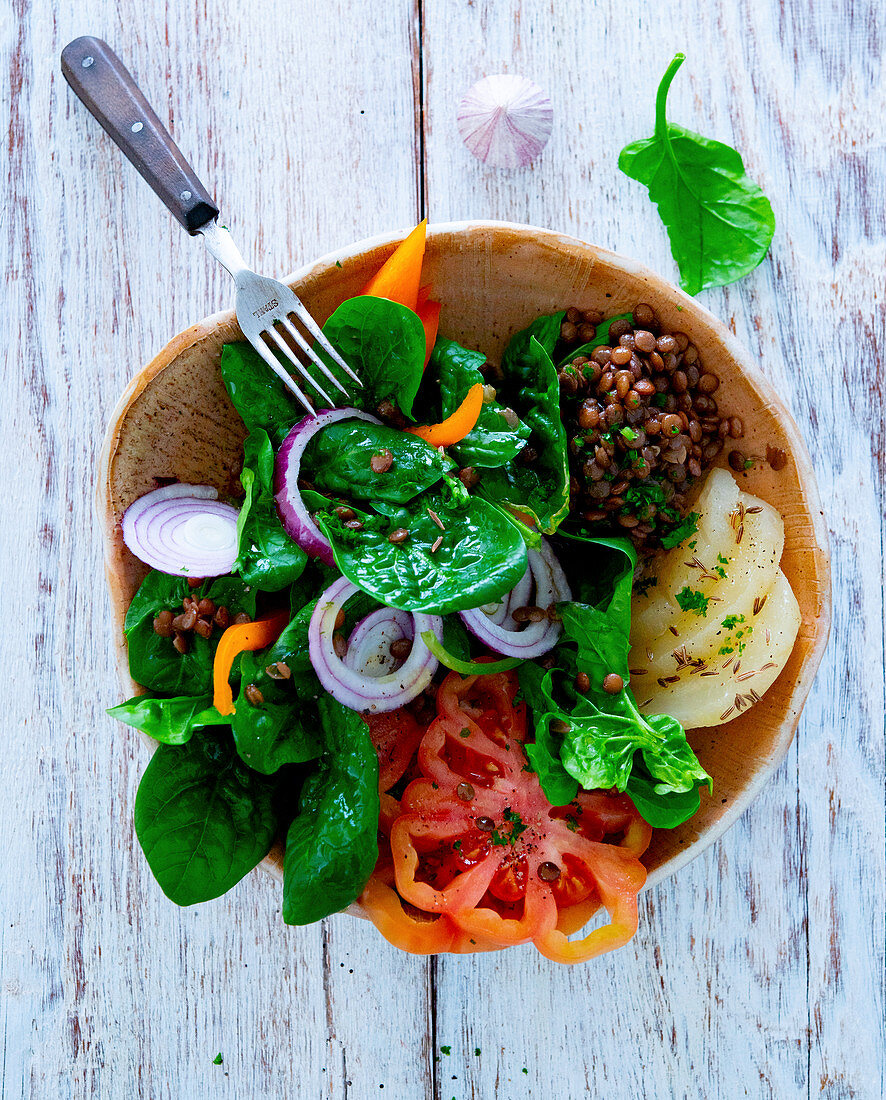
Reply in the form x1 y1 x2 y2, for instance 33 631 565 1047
388 527 410 544
370 449 393 473
389 638 413 660
538 861 561 882
245 684 265 706
602 673 624 694
556 302 736 547
575 671 591 693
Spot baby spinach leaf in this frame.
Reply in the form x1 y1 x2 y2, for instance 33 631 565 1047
313 476 527 615
618 53 775 296
429 338 529 468
134 727 278 905
282 696 380 924
231 609 324 774
220 342 302 448
625 772 703 829
235 429 308 591
502 311 564 365
519 661 579 806
302 419 454 503
318 295 426 417
125 573 256 695
108 694 227 745
478 336 570 534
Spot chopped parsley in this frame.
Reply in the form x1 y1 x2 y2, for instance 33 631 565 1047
721 614 746 630
452 840 462 851
620 426 638 441
440 1046 451 1056
474 1048 482 1057
652 392 668 408
715 554 729 579
565 814 579 832
459 728 470 738
675 586 710 616
212 1054 223 1066
660 511 700 549
491 808 528 846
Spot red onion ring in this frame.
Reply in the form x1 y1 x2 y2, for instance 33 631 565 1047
274 407 381 566
458 538 571 658
122 484 239 577
309 577 442 713
344 608 414 677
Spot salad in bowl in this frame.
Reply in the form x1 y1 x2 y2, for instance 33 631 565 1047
101 221 829 962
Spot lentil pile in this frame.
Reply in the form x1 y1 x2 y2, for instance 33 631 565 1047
153 594 250 654
556 303 742 547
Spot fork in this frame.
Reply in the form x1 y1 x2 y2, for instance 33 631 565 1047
60 35 359 416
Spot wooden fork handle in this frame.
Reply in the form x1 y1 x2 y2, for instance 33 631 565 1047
61 36 219 233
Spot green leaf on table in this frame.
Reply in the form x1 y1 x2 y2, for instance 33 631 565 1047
124 573 256 696
618 53 775 295
108 694 227 745
478 334 570 534
134 727 278 905
235 428 308 591
429 338 530 468
282 696 380 924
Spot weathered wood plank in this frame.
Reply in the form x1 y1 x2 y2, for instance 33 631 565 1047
1 1 427 1097
421 0 884 1096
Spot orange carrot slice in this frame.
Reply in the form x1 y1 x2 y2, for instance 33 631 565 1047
361 220 427 312
416 298 442 366
407 383 483 448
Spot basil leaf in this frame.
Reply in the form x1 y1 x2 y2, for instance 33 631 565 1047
618 53 775 295
124 573 256 695
108 694 227 745
318 296 426 417
429 338 530 468
282 696 380 924
134 728 278 905
303 419 454 503
235 429 308 591
314 476 528 614
220 343 302 448
478 335 570 534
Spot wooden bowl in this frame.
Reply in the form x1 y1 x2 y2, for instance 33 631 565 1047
99 221 831 892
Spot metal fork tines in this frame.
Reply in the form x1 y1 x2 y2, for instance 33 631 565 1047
199 219 360 416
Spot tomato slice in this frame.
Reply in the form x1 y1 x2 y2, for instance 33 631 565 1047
387 670 652 959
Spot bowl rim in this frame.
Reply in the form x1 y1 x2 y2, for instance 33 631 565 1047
99 219 832 893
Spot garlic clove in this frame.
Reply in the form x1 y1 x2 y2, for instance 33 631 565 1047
456 74 553 169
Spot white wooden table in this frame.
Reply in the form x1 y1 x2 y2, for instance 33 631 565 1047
3 1 883 1096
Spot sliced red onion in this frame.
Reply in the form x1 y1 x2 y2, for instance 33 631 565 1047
309 576 442 713
122 483 239 577
459 537 571 658
274 407 381 566
344 608 414 677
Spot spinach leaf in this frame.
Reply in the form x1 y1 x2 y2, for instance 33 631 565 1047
302 419 454 503
519 661 579 806
501 311 564 365
231 608 324 774
108 694 227 745
220 343 303 448
235 429 308 591
318 296 426 417
125 573 257 695
478 335 570 534
313 476 527 614
134 727 278 905
625 772 702 829
282 696 380 924
618 53 775 296
429 338 529 468
556 313 634 367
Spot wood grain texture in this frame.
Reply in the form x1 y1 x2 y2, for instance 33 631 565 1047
1 0 882 1098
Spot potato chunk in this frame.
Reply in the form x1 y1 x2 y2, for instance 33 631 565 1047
629 469 799 729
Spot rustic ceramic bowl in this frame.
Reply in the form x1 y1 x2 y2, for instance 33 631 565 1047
99 221 831 892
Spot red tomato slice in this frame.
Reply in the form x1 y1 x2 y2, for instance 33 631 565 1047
388 670 652 958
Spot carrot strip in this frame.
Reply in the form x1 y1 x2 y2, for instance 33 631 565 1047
415 298 441 366
360 220 427 311
406 383 483 448
416 284 433 307
212 609 289 716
